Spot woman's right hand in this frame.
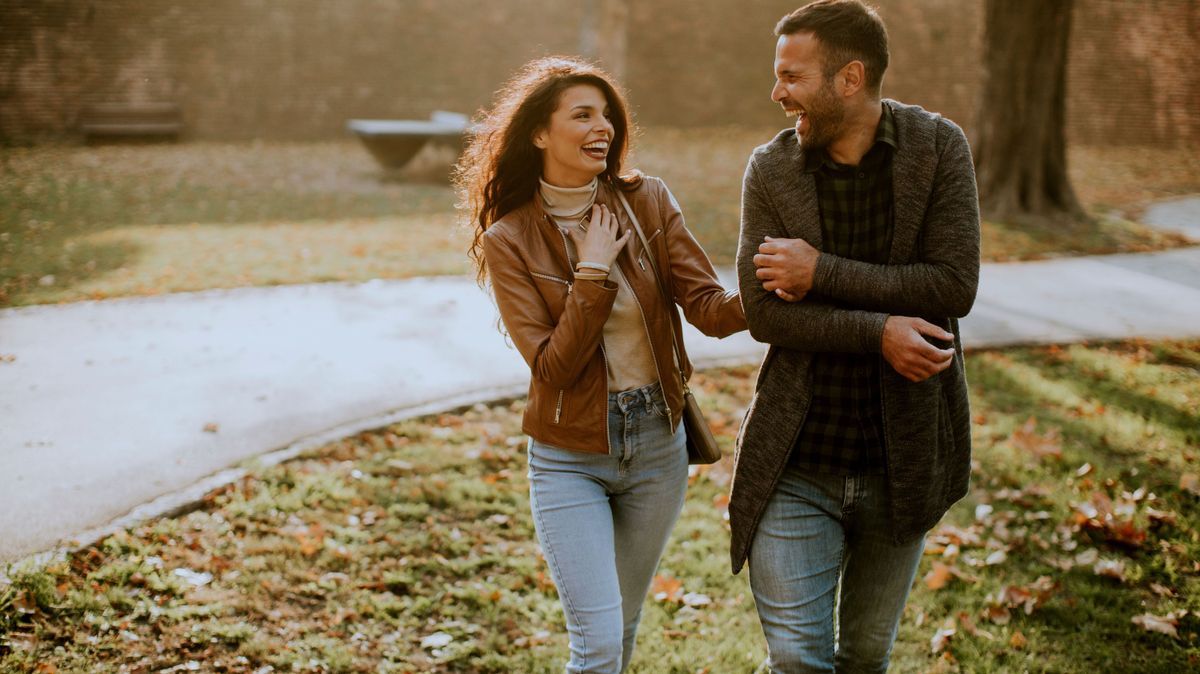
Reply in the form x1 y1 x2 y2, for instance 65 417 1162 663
575 204 631 270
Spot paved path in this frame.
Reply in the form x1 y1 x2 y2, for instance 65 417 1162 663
2 203 1198 565
1144 196 1200 240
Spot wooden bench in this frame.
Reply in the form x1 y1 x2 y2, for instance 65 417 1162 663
346 111 471 169
79 103 183 142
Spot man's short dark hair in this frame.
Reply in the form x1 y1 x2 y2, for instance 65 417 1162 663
775 0 889 95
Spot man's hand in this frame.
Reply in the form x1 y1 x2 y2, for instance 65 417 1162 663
754 236 819 301
882 316 956 382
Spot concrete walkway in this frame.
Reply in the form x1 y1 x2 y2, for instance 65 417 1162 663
2 201 1198 565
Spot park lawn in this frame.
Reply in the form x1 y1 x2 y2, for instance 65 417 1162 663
2 340 1197 672
2 132 1196 307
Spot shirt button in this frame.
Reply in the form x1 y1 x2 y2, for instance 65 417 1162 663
858 172 866 179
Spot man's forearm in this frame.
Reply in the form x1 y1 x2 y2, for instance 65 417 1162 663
811 254 977 317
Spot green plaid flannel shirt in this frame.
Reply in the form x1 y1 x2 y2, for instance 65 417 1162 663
789 103 897 475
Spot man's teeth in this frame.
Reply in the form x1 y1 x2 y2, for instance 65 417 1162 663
785 109 804 119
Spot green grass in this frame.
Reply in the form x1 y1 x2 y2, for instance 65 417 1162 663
2 133 1195 307
2 340 1197 672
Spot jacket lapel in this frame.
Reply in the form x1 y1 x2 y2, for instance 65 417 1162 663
765 140 823 247
887 100 936 264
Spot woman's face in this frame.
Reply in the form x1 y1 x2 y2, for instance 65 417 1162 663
533 84 614 187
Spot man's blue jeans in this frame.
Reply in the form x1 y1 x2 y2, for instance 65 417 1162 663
527 382 689 673
748 467 926 673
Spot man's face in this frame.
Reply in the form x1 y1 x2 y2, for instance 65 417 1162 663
771 32 845 150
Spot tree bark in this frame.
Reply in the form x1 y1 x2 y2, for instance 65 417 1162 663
579 0 629 82
974 0 1088 225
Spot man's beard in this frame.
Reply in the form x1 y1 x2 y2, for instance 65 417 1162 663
797 81 845 151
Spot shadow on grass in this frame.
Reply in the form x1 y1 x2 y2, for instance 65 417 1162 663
966 347 1197 482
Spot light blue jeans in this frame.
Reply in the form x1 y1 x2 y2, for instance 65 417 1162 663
748 467 926 673
527 381 689 674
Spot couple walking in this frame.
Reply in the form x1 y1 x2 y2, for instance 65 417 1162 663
454 1 981 671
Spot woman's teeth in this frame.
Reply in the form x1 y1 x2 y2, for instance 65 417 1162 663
583 141 608 158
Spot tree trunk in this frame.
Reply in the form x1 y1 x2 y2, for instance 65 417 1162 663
579 0 629 82
974 0 1088 226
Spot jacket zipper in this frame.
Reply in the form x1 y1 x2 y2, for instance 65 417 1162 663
530 271 573 294
551 224 577 426
599 340 611 451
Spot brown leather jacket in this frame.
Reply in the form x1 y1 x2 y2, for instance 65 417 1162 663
482 176 746 454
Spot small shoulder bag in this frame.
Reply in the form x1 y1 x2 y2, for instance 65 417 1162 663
614 189 722 465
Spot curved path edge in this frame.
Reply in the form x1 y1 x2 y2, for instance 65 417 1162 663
3 203 1198 567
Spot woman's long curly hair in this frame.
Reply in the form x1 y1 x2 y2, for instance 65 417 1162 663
455 56 641 285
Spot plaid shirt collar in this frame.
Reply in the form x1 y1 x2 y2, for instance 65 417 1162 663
803 101 897 174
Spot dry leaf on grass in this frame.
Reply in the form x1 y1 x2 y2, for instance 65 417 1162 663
1180 473 1200 497
924 563 955 590
1093 559 1127 581
930 618 957 654
1150 583 1176 597
651 575 684 603
1008 417 1063 461
1132 611 1188 639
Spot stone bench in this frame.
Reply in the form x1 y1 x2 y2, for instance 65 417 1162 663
346 111 471 169
79 102 183 141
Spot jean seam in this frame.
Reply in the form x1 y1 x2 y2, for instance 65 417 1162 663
530 476 588 669
834 522 848 663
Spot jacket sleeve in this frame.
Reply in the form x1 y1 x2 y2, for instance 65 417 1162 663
737 156 888 353
482 227 617 388
809 121 981 318
655 179 747 338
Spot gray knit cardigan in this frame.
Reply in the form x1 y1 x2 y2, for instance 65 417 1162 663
729 99 981 573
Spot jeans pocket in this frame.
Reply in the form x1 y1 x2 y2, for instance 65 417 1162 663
650 397 671 419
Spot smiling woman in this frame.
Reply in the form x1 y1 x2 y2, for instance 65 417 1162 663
532 85 614 188
453 56 746 673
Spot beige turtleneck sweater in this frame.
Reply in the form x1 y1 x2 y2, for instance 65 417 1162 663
539 178 659 392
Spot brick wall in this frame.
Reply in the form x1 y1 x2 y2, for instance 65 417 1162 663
1 0 1196 146
1067 0 1200 147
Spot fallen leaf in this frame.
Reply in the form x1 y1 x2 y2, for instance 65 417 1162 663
712 493 730 511
421 632 453 649
1132 611 1187 639
1009 630 1028 649
172 568 213 586
1093 559 1126 581
955 611 979 637
1009 417 1063 461
202 422 219 433
924 562 955 590
1150 583 1176 597
652 575 684 603
931 618 956 654
1145 508 1177 527
982 604 1012 625
1180 474 1200 497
